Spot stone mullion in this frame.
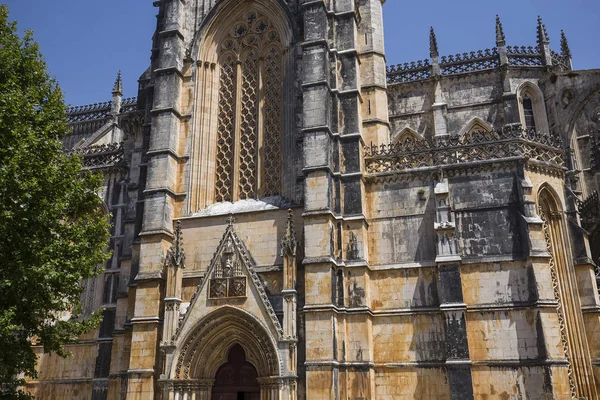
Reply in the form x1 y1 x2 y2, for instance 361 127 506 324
434 178 475 400
232 60 243 201
257 54 266 198
128 0 186 398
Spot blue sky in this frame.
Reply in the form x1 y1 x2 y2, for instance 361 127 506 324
4 0 600 106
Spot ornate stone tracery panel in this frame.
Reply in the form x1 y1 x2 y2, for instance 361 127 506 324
213 10 284 203
215 54 237 203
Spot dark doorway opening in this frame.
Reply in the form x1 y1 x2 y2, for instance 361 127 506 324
212 344 260 400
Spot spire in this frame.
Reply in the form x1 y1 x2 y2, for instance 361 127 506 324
560 30 572 58
536 16 549 46
495 15 506 46
429 26 439 58
281 209 297 257
112 70 123 95
165 220 186 268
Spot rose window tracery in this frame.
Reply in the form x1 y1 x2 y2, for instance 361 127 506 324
214 11 284 203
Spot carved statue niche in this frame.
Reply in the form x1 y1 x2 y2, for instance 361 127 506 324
209 236 247 299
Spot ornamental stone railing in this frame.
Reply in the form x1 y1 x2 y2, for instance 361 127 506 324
67 97 138 136
506 45 544 67
364 126 564 174
440 48 500 75
69 142 125 170
386 45 570 84
387 59 432 84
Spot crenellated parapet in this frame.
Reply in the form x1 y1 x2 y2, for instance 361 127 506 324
364 125 565 174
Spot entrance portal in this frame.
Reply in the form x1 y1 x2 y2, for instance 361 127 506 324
212 344 260 400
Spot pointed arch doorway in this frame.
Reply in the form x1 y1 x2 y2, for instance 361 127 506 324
212 344 260 400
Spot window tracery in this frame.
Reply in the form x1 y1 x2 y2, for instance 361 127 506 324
523 94 536 131
214 11 283 203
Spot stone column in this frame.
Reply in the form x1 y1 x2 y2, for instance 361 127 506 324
258 377 283 400
281 210 298 400
128 0 187 398
358 0 389 147
300 0 338 398
434 178 474 400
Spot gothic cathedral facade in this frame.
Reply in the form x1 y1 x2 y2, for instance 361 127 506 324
29 1 600 399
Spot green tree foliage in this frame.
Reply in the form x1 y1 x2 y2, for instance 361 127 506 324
0 5 110 397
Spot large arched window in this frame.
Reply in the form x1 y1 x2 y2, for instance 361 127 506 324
214 11 283 203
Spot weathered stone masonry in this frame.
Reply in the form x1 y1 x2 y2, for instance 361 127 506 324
27 3 600 399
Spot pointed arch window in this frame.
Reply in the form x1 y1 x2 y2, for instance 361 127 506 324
518 83 549 134
215 11 283 203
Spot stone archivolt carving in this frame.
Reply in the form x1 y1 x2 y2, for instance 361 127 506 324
173 307 280 381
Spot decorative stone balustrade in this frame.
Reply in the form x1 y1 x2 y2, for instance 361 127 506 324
364 126 564 174
386 44 570 84
386 59 432 84
440 48 500 75
69 142 125 170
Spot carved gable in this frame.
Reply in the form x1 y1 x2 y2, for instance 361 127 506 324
173 218 283 346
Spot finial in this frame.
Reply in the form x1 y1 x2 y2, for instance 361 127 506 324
166 220 186 268
536 16 549 46
112 70 123 95
226 214 235 227
495 15 506 46
560 30 571 58
281 209 297 257
429 26 439 58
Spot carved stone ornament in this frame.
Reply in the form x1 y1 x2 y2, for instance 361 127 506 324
209 218 247 299
165 220 186 269
561 89 574 108
347 232 359 260
280 209 297 257
177 216 283 339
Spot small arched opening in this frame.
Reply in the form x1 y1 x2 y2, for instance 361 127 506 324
517 82 550 134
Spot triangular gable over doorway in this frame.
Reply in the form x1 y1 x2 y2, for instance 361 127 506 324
173 216 284 344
